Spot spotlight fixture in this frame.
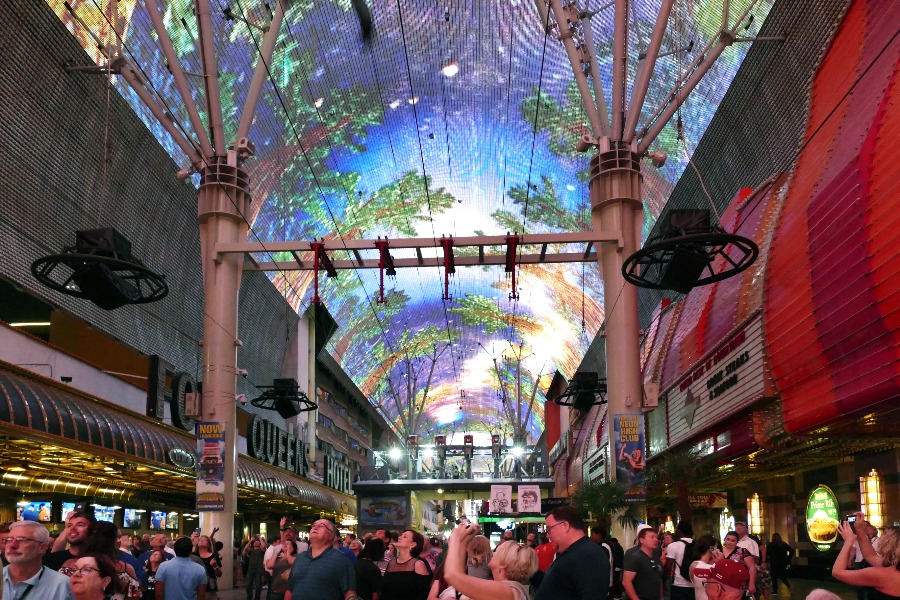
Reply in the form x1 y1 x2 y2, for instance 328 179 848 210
622 209 758 294
553 371 608 411
250 378 317 418
441 62 459 77
647 150 668 168
31 228 168 310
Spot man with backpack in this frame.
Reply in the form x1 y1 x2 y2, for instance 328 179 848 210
590 527 614 593
665 521 695 600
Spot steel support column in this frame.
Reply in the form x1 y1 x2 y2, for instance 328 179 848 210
589 142 643 500
197 153 250 590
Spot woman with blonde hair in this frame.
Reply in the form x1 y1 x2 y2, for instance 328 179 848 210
466 535 493 579
444 523 538 600
834 513 900 598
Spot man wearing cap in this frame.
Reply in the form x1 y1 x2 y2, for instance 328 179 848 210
704 559 748 600
3 521 74 600
623 526 662 600
44 511 95 572
285 519 356 600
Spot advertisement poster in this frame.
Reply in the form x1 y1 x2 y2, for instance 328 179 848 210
359 496 409 527
490 485 513 514
806 485 840 551
689 493 728 509
196 421 226 511
614 414 646 502
517 485 541 514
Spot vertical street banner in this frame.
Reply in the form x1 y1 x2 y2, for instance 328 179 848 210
614 414 646 502
196 421 226 511
490 485 513 514
517 485 541 514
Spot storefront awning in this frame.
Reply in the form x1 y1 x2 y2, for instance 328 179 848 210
238 456 355 516
0 362 194 464
0 362 356 516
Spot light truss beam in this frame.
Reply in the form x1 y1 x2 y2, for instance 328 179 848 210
216 232 615 271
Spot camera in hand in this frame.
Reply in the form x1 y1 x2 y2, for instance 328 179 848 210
847 515 858 523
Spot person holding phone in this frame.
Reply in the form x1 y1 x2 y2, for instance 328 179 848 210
266 539 297 600
443 522 537 600
687 535 721 600
833 513 900 599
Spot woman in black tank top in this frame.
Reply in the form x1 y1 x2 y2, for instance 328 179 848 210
380 529 432 600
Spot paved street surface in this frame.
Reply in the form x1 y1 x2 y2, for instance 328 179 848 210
210 578 858 600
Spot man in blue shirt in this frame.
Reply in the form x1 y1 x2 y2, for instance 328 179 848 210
154 536 208 600
3 521 74 600
285 519 356 600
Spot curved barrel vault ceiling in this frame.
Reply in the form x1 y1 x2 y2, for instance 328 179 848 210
46 0 773 442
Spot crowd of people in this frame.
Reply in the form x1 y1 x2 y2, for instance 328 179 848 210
4 508 898 600
0 510 217 600
616 513 900 600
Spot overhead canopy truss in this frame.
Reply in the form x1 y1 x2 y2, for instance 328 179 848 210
217 232 616 272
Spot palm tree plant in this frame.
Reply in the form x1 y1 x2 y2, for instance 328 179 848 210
642 446 714 521
572 480 643 534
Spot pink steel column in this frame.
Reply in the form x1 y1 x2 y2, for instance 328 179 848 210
590 144 644 480
197 154 250 590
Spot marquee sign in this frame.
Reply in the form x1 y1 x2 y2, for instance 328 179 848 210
662 316 765 446
248 414 309 477
147 355 198 432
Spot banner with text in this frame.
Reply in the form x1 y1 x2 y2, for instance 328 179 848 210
196 421 226 511
614 414 646 502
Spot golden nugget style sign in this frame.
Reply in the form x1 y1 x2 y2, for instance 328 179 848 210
806 485 840 551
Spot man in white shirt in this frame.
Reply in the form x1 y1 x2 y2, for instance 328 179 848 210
665 521 695 600
734 521 759 561
590 527 614 590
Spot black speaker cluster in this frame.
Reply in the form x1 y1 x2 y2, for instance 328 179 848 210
31 228 169 310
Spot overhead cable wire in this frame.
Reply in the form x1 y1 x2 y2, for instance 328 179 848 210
394 0 463 396
227 0 405 365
